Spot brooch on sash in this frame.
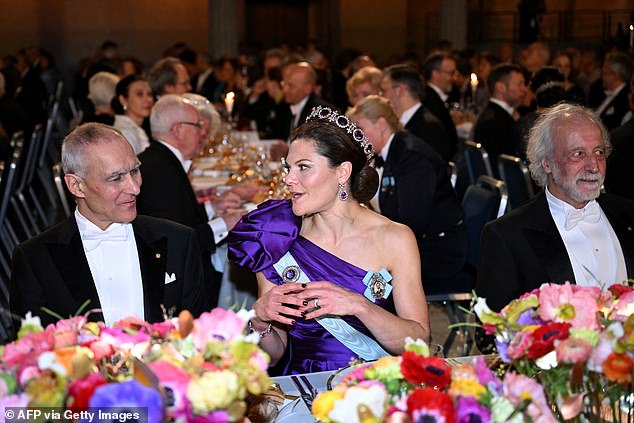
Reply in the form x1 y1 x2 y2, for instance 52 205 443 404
281 265 301 283
362 269 393 301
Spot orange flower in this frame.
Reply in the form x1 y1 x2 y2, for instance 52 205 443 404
602 353 633 384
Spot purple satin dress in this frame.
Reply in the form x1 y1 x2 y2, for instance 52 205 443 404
228 200 394 374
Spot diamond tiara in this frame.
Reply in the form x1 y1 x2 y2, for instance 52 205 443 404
306 105 375 162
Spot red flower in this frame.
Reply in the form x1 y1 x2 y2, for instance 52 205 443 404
603 353 633 384
401 352 451 389
66 373 108 411
526 322 571 359
407 387 455 423
609 284 633 298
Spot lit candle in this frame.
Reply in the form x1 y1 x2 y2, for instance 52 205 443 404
630 25 633 49
225 91 235 116
470 73 478 103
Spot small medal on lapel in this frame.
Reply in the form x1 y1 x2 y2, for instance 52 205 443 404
281 265 301 283
381 176 395 193
362 269 393 301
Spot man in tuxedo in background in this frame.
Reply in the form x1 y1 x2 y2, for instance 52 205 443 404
10 123 205 330
137 95 244 308
422 53 459 153
381 64 453 162
476 103 634 312
348 96 468 295
594 52 633 131
282 62 332 139
473 63 527 175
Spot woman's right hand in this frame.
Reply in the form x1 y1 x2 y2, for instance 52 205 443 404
253 282 307 326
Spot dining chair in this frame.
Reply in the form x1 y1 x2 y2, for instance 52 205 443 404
427 292 474 356
463 140 494 185
462 175 508 270
497 154 535 210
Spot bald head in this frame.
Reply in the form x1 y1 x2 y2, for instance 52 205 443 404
282 62 316 105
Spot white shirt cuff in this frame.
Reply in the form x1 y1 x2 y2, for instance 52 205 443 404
209 217 228 244
204 200 216 220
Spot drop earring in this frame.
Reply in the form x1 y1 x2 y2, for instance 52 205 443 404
338 183 348 201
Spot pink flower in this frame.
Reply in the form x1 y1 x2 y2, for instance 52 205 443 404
112 316 151 333
610 290 634 322
18 366 41 386
149 360 191 420
2 331 55 370
150 321 176 338
555 338 593 364
99 327 150 349
45 316 84 349
0 393 30 415
191 309 247 350
87 340 113 361
503 372 557 423
507 330 534 360
538 283 599 329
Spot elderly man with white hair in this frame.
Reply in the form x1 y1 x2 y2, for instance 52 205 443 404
136 94 244 308
476 102 634 312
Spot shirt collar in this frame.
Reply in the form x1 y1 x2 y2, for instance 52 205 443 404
290 95 310 117
74 208 129 235
157 139 192 172
400 102 422 126
380 133 395 161
545 185 598 214
604 82 626 97
490 98 514 116
428 83 449 102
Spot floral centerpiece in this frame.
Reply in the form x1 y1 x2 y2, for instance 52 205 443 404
311 338 559 423
0 308 271 422
475 282 634 422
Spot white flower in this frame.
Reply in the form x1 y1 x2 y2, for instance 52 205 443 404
21 312 42 330
329 384 386 423
535 350 558 370
37 351 67 376
473 297 493 319
237 309 256 323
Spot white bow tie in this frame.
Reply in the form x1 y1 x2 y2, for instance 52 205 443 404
82 224 129 252
564 202 601 231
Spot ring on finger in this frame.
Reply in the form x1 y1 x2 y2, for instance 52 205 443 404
313 298 319 308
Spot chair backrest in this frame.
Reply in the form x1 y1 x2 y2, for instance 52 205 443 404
463 140 494 184
13 124 43 194
447 160 458 188
39 97 60 168
0 139 24 224
52 162 71 218
497 154 534 210
462 175 508 267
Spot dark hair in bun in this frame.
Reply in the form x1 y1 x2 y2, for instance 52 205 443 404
292 119 378 203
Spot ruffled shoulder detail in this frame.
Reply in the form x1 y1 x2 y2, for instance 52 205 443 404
228 199 301 272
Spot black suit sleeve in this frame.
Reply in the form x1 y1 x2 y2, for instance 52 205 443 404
180 230 207 317
10 244 54 328
393 152 437 236
475 222 522 312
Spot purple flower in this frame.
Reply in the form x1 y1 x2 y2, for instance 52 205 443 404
495 339 511 363
190 410 230 423
88 380 164 423
472 357 501 393
516 309 542 326
455 396 491 423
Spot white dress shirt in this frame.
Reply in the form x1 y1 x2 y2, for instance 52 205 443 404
369 134 395 213
596 83 626 117
75 209 144 326
400 102 422 127
428 83 449 103
489 98 515 117
546 187 627 287
290 96 310 129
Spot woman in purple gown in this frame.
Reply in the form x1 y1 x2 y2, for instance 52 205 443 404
228 106 430 375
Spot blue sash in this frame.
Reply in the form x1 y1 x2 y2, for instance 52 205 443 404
273 252 390 361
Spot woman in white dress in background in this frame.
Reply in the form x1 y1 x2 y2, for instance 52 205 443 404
113 75 154 154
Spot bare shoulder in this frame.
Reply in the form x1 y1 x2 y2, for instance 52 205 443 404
362 209 417 246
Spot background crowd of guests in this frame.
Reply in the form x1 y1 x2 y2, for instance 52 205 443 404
2 37 634 358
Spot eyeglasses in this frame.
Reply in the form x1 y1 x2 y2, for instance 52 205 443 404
177 121 206 130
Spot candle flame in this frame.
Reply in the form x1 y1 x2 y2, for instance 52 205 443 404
470 73 478 87
630 24 634 31
226 91 235 101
